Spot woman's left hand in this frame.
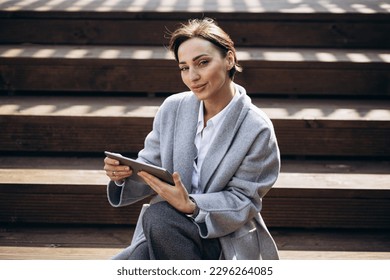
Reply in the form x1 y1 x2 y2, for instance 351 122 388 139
137 171 196 215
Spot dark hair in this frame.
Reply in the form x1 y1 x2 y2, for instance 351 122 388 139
168 18 242 79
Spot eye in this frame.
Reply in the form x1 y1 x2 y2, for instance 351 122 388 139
198 60 209 67
180 66 189 72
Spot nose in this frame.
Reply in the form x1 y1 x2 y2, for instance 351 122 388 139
189 68 200 81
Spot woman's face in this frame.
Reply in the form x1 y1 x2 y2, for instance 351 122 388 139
177 37 233 103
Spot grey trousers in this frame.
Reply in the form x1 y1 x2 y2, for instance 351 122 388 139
128 201 221 260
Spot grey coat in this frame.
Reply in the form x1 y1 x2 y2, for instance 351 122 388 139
107 84 280 260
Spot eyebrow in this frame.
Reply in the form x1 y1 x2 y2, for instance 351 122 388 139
179 54 209 64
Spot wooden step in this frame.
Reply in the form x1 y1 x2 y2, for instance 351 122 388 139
0 156 389 228
2 0 389 13
0 0 389 48
267 159 390 228
1 225 389 260
1 96 389 156
0 45 390 97
1 45 389 95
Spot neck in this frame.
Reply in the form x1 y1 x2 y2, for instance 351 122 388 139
203 82 235 123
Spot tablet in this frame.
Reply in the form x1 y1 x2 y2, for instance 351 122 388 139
104 151 174 185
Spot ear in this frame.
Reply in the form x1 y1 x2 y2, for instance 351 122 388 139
226 50 235 70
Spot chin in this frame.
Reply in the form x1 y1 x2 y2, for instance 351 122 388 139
193 91 209 101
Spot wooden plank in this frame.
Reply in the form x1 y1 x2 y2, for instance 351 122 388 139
2 96 389 120
279 251 390 260
1 0 389 15
0 225 132 248
1 45 389 63
0 58 182 93
271 228 390 252
1 46 389 95
2 156 388 175
1 96 389 156
1 60 388 96
239 64 390 96
273 119 390 156
0 157 389 227
1 225 390 260
0 246 119 260
4 246 390 260
262 196 390 228
0 8 389 48
0 184 149 224
1 168 389 195
1 185 388 227
0 115 152 153
220 19 390 48
2 225 390 253
1 115 389 156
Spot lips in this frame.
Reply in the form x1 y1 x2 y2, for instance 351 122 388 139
191 83 207 92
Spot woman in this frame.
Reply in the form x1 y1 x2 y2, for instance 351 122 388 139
104 18 280 260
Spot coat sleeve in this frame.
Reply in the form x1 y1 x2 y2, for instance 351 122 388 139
106 92 188 207
190 115 280 239
106 101 166 207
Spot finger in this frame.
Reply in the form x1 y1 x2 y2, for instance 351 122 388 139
104 157 120 166
105 168 132 181
104 162 130 172
108 165 131 172
172 172 182 186
137 171 153 185
113 169 132 178
105 170 116 180
172 172 188 195
138 171 162 192
103 161 119 173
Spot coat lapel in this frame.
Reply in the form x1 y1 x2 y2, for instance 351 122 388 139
199 91 251 192
173 93 199 192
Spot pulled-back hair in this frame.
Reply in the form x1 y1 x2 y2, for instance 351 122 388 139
168 18 242 79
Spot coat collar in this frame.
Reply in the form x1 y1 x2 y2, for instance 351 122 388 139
173 93 199 192
200 84 250 191
173 84 251 193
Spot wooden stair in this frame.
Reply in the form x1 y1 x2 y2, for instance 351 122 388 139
1 96 389 155
0 155 389 228
0 0 389 259
1 225 390 260
0 45 389 96
1 2 389 48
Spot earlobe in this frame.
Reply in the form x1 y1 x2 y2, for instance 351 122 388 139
227 60 234 71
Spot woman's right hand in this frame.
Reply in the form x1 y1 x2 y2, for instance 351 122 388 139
104 157 133 182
